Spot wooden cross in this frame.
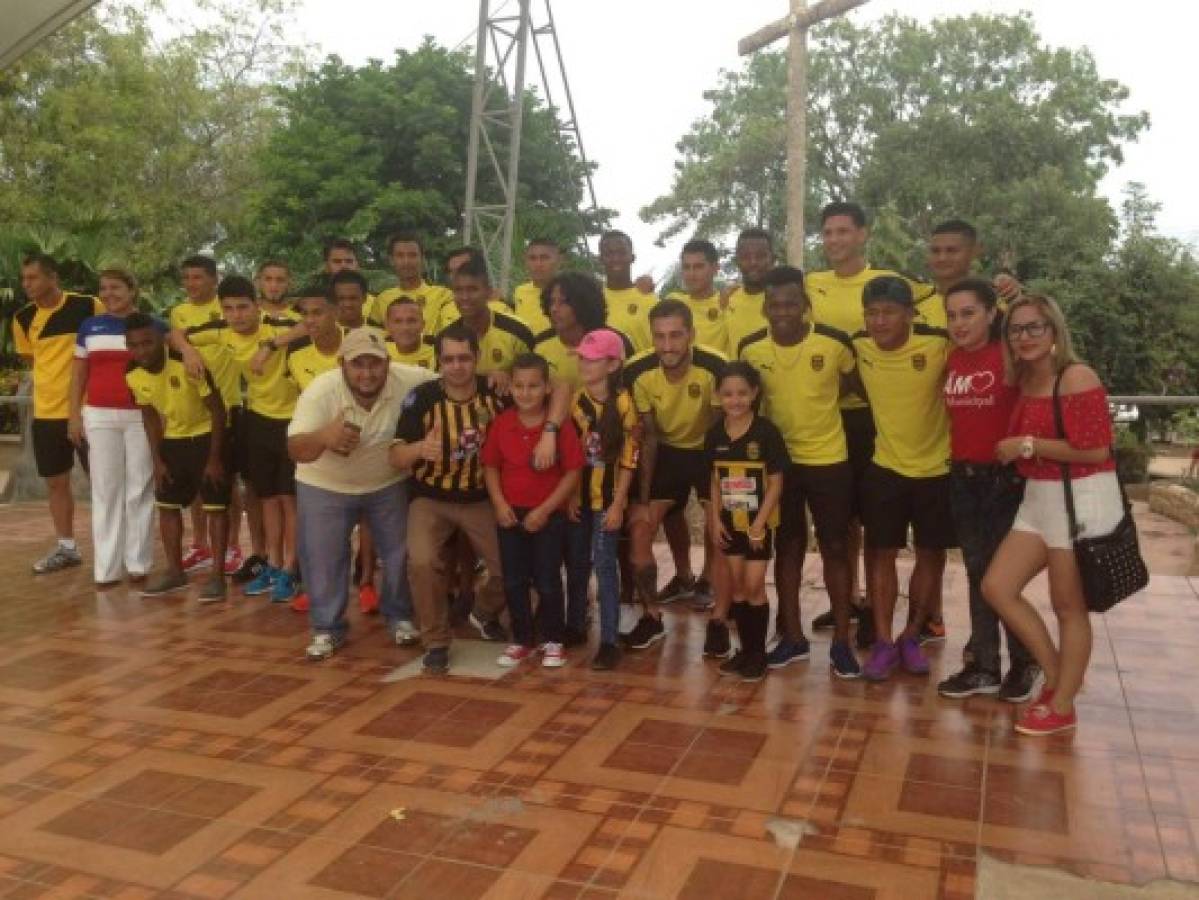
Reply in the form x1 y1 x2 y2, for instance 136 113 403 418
739 0 870 263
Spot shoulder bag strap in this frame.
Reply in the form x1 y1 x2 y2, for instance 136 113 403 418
1051 371 1082 540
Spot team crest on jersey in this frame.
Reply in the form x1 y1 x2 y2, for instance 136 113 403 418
492 348 503 363
747 441 760 460
169 376 180 389
707 308 719 321
913 353 927 372
627 303 638 315
687 383 702 398
811 354 825 372
209 312 219 321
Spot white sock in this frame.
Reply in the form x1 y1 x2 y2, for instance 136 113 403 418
58 538 77 551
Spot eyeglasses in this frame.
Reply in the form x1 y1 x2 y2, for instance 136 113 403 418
1007 321 1052 340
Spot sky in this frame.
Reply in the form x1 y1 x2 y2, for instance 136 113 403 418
292 0 1195 278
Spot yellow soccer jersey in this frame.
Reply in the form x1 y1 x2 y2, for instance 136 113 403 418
372 281 455 334
739 325 856 465
437 309 534 376
570 387 640 512
169 298 241 410
13 292 103 419
125 352 215 439
259 303 301 326
666 291 728 356
916 290 949 330
625 345 726 450
512 281 552 335
437 296 521 333
534 330 635 390
725 286 768 357
286 335 342 391
603 286 654 351
387 338 436 370
187 317 297 419
851 324 951 478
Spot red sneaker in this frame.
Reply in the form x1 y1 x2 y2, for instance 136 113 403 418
223 546 245 575
497 644 534 667
358 584 379 614
1014 702 1076 736
290 592 310 613
181 545 212 573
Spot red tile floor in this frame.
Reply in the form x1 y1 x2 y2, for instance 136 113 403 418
0 500 1197 898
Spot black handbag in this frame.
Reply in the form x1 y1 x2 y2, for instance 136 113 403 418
1052 372 1148 612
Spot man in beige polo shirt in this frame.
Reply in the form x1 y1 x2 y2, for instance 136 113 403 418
287 327 437 660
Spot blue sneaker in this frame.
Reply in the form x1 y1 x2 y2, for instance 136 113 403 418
766 637 811 669
270 570 297 603
830 641 861 679
244 566 277 596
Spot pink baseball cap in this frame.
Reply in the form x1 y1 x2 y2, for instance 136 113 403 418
576 329 625 361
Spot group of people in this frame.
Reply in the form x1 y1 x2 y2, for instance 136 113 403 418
12 201 1125 737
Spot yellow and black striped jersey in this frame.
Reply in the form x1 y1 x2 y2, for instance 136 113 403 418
704 414 789 532
570 387 640 512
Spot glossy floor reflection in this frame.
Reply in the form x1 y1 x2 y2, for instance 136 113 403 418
0 501 1196 898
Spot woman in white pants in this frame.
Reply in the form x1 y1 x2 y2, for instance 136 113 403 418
68 269 157 585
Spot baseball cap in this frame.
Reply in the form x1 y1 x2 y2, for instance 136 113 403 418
861 275 914 307
576 329 625 361
339 326 389 361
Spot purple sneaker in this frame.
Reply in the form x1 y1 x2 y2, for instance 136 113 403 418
863 641 899 682
898 636 929 675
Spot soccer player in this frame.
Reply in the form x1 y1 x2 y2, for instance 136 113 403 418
739 266 860 675
14 254 102 574
371 233 455 333
125 312 229 601
851 276 955 682
446 251 537 379
255 260 299 324
286 284 345 391
667 239 729 356
725 228 775 354
599 231 654 352
624 300 727 650
383 297 436 369
323 238 375 324
330 269 370 331
512 238 561 335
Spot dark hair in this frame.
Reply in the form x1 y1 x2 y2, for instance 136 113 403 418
649 298 693 329
945 277 1002 341
681 238 718 265
124 312 158 334
323 238 357 261
762 265 806 293
435 321 480 358
820 202 867 228
526 237 560 252
295 277 330 300
217 274 256 301
510 352 550 383
736 228 773 250
862 274 913 306
540 272 606 329
592 370 628 466
387 232 423 254
932 219 978 243
717 361 763 412
386 296 422 317
181 254 217 277
256 258 289 275
444 245 479 267
451 251 491 284
328 269 369 298
598 230 633 251
21 253 59 276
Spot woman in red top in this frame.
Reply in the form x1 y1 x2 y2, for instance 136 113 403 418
938 280 1039 704
983 294 1120 737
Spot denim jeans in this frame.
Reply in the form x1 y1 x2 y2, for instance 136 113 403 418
297 480 410 638
566 511 622 645
497 509 567 646
949 462 1032 673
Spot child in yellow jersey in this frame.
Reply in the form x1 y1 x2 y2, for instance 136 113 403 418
566 330 640 671
384 296 436 369
705 362 788 682
667 238 728 355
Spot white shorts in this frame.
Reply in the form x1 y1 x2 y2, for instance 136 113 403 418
1011 471 1124 551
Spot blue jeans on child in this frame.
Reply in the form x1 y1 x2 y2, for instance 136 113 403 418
566 510 622 646
497 509 567 647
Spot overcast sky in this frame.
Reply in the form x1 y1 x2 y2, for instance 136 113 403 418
292 0 1195 277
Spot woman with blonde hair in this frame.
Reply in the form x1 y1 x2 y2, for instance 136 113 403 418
982 293 1122 736
69 268 162 585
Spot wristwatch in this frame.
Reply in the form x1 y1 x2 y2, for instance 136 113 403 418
543 421 560 434
1019 436 1036 460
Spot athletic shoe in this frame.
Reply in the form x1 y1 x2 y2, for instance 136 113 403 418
998 664 1044 704
541 642 566 668
497 644 534 667
703 620 732 658
305 632 344 661
656 574 694 604
766 637 811 669
232 553 267 584
591 643 621 670
919 617 947 645
358 583 379 615
142 571 188 597
198 576 227 604
898 636 930 675
270 570 297 603
863 641 900 682
938 666 1001 699
1014 702 1077 736
829 641 861 680
618 603 641 636
563 625 589 648
223 546 245 576
32 544 82 575
180 545 212 573
244 566 277 596
469 611 507 642
689 577 714 611
739 652 767 683
422 647 449 675
854 609 876 650
290 592 310 613
1030 685 1056 707
393 620 419 646
624 615 665 650
719 651 746 676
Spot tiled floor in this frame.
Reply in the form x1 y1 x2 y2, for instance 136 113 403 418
0 501 1197 898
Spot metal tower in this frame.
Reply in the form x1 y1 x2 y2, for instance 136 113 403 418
462 0 602 296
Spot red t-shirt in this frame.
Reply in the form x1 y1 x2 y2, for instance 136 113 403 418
1009 386 1115 481
943 341 1019 464
481 407 585 508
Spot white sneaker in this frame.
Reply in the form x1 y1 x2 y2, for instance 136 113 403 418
541 642 566 668
618 603 640 636
393 620 419 646
305 633 342 661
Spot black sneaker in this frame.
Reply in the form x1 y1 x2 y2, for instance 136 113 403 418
591 643 621 670
937 666 1001 699
689 577 714 611
854 609 875 650
703 620 732 658
657 574 695 604
469 611 507 642
919 617 947 645
998 664 1043 703
719 651 746 676
422 647 449 674
739 652 767 683
232 553 268 584
563 625 589 648
625 615 665 650
811 607 835 630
